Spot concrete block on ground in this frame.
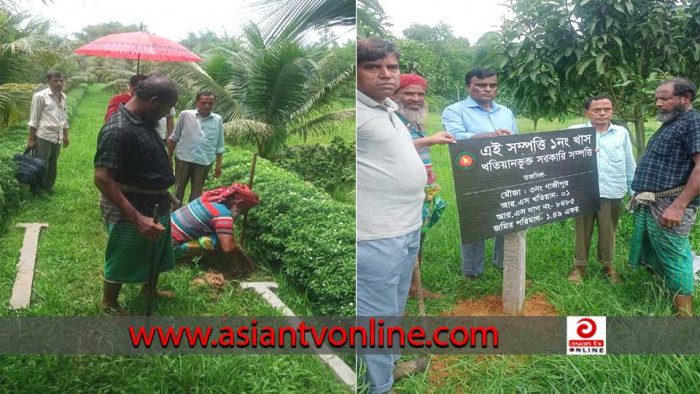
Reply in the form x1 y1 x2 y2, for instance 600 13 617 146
9 223 49 310
241 281 356 389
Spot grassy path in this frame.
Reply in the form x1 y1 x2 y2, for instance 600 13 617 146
0 85 349 392
393 113 700 393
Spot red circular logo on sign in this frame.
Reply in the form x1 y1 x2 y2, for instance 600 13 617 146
456 152 476 170
576 318 597 339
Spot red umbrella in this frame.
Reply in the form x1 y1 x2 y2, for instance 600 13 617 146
74 31 203 74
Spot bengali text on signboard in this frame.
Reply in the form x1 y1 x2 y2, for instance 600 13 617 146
448 127 600 244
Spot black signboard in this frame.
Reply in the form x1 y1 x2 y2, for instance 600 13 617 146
449 128 600 244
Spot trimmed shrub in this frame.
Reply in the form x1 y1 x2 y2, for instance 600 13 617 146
65 84 88 120
0 126 30 231
275 137 355 203
208 149 356 316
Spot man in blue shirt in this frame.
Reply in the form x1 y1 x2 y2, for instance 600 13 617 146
567 95 636 285
168 92 225 208
442 67 517 278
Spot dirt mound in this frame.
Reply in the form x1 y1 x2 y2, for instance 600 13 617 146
445 293 557 316
190 272 228 290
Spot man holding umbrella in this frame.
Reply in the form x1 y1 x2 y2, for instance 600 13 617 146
94 73 179 315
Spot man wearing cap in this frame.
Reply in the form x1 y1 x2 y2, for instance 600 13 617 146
94 73 179 315
171 183 259 272
442 67 517 278
393 74 454 297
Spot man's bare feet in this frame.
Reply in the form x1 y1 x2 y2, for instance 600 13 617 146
101 301 128 316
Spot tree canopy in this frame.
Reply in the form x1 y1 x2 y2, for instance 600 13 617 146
488 0 700 153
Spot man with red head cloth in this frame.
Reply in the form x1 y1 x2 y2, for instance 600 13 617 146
394 73 454 298
170 183 259 270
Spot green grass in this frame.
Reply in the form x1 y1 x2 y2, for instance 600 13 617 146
392 112 700 393
0 85 351 393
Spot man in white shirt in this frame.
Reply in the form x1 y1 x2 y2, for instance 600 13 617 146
356 38 428 394
168 92 225 207
28 70 69 194
567 95 636 284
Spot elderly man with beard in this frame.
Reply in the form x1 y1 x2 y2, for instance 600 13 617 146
393 74 454 298
356 39 428 394
628 77 700 316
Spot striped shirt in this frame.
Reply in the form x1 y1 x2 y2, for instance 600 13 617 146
396 113 436 184
171 198 235 243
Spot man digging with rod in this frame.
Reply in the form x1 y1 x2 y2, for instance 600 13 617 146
170 183 259 275
94 73 179 315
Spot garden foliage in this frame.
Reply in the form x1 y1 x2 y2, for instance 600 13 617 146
275 136 355 200
209 149 356 316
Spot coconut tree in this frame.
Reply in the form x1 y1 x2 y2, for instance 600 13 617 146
0 9 51 126
164 23 354 158
252 0 356 45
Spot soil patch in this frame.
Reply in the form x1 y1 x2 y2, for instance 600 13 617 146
445 293 557 317
190 272 228 290
426 294 555 389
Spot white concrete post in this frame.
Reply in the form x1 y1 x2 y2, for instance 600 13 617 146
502 230 526 315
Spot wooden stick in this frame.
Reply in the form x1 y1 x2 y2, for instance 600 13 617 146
239 153 258 248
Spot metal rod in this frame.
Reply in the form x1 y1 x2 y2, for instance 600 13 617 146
146 204 159 316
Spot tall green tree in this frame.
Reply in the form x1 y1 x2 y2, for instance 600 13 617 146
399 23 472 103
71 21 144 44
489 0 700 155
357 0 391 39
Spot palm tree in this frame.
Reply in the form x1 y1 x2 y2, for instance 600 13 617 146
0 8 82 127
164 24 354 158
0 9 51 126
251 0 355 45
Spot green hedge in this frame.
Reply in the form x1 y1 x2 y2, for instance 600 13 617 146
65 84 88 120
0 126 30 231
275 137 355 194
208 149 356 316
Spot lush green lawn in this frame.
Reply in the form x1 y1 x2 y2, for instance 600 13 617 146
393 112 700 393
0 86 350 392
